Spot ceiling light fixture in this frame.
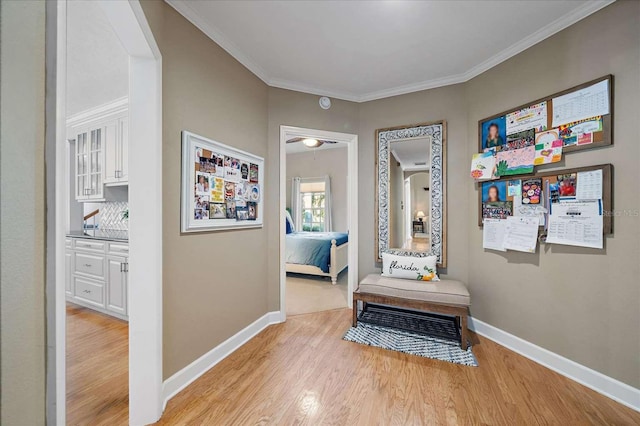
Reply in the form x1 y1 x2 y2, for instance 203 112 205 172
303 138 321 148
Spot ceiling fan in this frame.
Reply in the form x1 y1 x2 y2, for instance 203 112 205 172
286 137 339 148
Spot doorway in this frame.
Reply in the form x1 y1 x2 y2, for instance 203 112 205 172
279 126 358 319
51 1 163 424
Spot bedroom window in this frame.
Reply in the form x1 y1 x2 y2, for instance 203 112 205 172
300 180 325 232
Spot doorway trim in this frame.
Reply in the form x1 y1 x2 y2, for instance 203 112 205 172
279 126 358 319
404 178 412 243
52 1 164 424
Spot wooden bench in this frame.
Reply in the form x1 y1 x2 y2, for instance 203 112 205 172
353 274 471 350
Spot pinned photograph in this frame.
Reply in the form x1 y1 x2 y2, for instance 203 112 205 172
226 200 236 219
507 180 522 197
235 181 247 200
248 201 257 220
195 172 210 193
236 206 249 221
481 116 507 151
235 199 247 208
224 181 236 199
241 162 250 181
210 202 226 219
195 195 210 209
482 201 512 220
248 184 260 202
482 181 507 203
505 128 535 150
199 157 216 174
557 173 577 197
250 163 259 183
194 209 207 220
212 154 225 176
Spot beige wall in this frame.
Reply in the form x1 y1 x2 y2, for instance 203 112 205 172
465 1 640 388
140 1 270 379
358 84 470 280
286 147 349 232
0 0 47 424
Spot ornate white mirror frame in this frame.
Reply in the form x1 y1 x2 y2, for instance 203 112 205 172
375 121 447 267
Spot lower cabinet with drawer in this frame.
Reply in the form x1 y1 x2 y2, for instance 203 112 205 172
66 237 128 321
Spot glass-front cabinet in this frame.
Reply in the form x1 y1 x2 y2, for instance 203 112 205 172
75 126 104 201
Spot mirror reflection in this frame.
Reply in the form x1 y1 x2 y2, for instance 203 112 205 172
388 138 431 252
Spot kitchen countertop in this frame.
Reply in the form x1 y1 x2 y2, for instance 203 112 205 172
67 229 129 242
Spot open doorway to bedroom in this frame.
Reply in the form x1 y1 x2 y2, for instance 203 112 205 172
279 126 358 319
285 141 348 315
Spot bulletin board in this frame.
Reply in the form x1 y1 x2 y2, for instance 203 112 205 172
181 131 264 233
478 75 613 161
477 163 613 235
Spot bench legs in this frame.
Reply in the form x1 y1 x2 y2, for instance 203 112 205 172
460 314 468 351
352 298 358 327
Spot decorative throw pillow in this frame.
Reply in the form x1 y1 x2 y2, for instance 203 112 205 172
381 252 440 281
285 211 295 234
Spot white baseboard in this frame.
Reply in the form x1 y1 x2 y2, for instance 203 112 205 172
162 311 283 409
468 317 640 412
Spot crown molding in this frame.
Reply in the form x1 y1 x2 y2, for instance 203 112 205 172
268 77 362 103
164 0 271 84
66 96 129 127
166 0 615 103
460 0 615 83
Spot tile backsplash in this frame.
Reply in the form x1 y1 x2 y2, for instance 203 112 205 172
96 201 129 230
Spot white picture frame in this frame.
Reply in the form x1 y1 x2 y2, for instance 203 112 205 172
181 131 264 232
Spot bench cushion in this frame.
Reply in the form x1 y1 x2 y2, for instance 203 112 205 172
357 274 470 306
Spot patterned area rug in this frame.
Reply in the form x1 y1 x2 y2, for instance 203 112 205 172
343 322 478 367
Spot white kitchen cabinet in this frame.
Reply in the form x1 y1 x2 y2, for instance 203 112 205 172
68 99 129 200
66 237 128 320
74 126 105 201
106 255 128 316
73 275 105 308
104 115 129 185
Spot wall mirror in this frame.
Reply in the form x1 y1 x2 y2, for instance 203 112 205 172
375 121 447 267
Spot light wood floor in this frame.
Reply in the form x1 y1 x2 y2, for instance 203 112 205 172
157 308 640 425
67 303 128 425
403 236 430 251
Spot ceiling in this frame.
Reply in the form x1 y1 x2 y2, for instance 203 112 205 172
66 1 129 116
167 0 612 102
390 138 430 171
286 140 347 155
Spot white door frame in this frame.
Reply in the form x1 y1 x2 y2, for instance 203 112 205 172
52 1 164 424
404 177 412 242
279 126 358 318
